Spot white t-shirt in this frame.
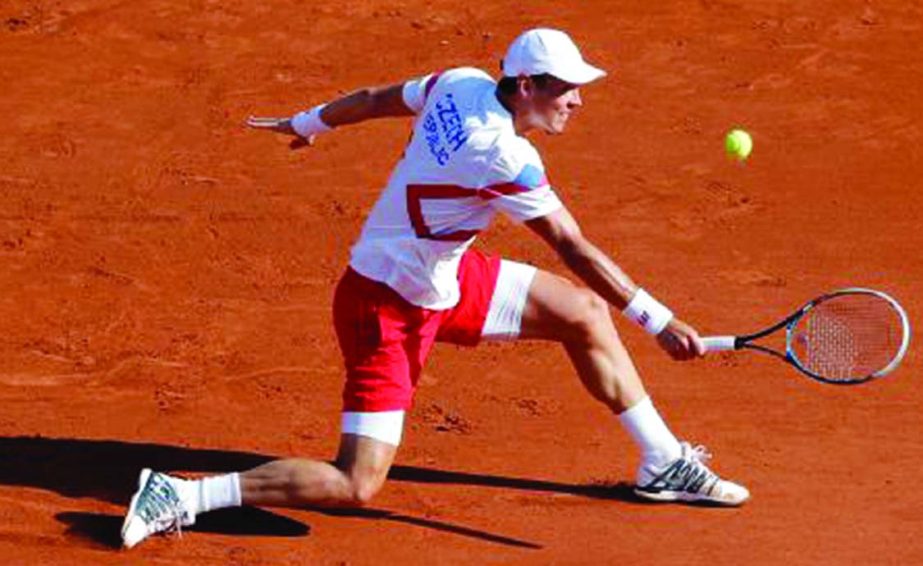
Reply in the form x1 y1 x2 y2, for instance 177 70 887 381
349 67 563 309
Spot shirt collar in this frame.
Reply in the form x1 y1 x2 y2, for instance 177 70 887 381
487 85 514 124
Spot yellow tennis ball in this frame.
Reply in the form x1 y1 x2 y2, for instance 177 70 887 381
725 128 753 160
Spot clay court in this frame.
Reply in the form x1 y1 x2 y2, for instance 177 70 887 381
2 0 921 563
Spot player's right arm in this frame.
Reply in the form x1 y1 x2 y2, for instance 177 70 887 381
526 207 705 361
482 139 703 361
246 73 440 145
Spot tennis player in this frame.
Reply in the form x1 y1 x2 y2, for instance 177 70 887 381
122 28 748 549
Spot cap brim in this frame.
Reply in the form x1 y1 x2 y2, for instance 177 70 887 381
553 62 607 85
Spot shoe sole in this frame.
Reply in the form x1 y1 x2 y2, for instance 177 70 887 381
633 487 749 507
121 468 153 546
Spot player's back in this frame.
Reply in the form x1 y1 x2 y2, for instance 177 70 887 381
349 67 559 310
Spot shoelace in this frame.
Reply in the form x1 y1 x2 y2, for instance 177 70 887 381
645 442 719 495
674 442 719 494
136 474 186 538
684 442 713 464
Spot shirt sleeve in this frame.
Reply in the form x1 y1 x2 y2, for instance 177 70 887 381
481 139 563 223
401 72 442 114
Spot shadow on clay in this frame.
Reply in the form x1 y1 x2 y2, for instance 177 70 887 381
1 435 672 551
57 506 309 549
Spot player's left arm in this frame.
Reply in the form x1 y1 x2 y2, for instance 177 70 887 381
526 207 705 360
246 82 414 144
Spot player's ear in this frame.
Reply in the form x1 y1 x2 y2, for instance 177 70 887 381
517 74 534 99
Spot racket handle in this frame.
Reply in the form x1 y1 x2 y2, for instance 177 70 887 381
702 335 738 353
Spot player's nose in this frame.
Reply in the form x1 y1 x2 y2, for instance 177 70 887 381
569 89 582 108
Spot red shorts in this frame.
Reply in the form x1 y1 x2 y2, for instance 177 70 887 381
333 249 501 412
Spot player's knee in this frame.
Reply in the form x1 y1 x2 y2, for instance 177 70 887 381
347 476 385 506
569 290 613 343
341 460 390 506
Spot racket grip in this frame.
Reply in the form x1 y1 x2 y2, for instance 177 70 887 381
702 335 738 353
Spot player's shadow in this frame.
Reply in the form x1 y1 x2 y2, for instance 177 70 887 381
0 435 641 549
388 465 639 502
0 435 638 504
56 507 309 550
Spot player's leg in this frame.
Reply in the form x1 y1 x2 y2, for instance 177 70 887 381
228 264 419 510
439 252 652 421
122 268 430 548
483 261 749 505
121 430 400 549
518 269 649 412
238 431 397 507
440 252 672 459
514 269 682 461
234 266 426 511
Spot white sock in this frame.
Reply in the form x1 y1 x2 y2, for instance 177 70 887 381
173 473 242 517
618 396 682 467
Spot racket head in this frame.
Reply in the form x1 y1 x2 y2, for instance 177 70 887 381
785 288 911 384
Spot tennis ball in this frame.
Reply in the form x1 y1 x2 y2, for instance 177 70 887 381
725 128 753 160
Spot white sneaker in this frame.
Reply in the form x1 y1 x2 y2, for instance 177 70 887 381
634 442 750 506
121 469 195 549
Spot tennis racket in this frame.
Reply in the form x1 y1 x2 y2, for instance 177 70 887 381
702 287 911 385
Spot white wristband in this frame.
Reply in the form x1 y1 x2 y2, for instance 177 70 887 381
291 104 333 137
622 288 674 335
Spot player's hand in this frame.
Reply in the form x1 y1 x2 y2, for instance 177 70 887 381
656 317 706 361
245 116 315 148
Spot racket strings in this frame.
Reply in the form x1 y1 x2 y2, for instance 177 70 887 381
791 294 904 381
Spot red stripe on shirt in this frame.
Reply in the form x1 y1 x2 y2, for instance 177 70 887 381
406 183 481 241
405 179 547 240
476 182 533 201
423 72 442 103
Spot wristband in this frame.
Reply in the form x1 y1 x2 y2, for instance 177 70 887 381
622 288 674 335
291 104 333 137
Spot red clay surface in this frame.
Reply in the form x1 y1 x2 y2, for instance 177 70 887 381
2 1 921 563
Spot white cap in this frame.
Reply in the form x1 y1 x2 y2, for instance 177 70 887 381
501 28 607 85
